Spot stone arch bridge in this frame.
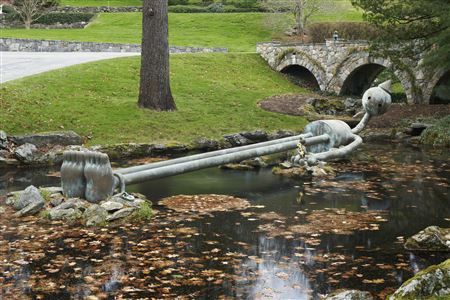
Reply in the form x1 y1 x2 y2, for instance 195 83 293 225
257 40 448 104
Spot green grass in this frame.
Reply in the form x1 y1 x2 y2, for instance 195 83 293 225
60 0 142 6
2 13 274 52
0 53 307 145
2 6 362 52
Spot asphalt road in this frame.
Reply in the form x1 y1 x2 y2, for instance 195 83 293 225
0 52 140 83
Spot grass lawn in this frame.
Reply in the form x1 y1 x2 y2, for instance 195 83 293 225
0 53 307 145
2 10 362 52
2 13 274 52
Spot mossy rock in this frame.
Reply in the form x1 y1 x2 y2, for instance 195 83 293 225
404 226 450 252
273 166 310 179
389 259 450 300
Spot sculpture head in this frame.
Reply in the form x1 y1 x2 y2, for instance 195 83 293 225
362 80 392 116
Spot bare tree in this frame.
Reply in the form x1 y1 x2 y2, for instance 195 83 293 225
261 0 331 40
11 0 58 29
138 0 176 111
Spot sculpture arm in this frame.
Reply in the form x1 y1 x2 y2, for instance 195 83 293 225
307 134 363 162
351 112 371 134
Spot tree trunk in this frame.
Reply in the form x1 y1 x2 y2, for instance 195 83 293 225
24 17 32 29
138 0 176 111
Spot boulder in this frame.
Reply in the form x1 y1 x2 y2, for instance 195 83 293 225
193 137 219 151
13 185 44 210
107 207 135 221
49 208 80 221
13 200 45 217
410 123 430 136
53 198 86 211
223 133 252 147
11 131 83 147
240 130 268 143
405 226 450 252
389 259 450 299
83 204 108 226
14 143 38 163
100 201 124 212
0 130 7 149
324 290 373 300
268 130 295 140
109 194 143 207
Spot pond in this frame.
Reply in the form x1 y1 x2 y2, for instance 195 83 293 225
0 142 449 299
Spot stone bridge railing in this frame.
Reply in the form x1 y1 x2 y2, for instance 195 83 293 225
257 40 444 104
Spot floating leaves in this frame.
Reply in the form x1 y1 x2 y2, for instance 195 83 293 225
159 194 250 214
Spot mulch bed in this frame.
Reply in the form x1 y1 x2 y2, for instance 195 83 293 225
258 94 450 128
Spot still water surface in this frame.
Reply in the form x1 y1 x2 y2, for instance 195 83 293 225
1 142 449 299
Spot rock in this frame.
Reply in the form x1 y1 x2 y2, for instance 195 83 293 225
109 194 142 207
268 130 295 140
107 207 135 221
324 290 373 300
240 130 268 142
273 166 309 179
0 130 7 149
13 200 45 217
389 259 450 299
405 226 450 252
49 208 80 220
14 143 38 163
410 122 430 136
101 201 124 212
223 133 252 147
54 198 86 211
50 197 64 207
83 204 108 226
11 131 83 147
13 185 44 210
193 137 219 151
0 207 5 214
0 150 9 158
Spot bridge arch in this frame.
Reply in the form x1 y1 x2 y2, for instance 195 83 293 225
276 53 327 91
331 53 416 103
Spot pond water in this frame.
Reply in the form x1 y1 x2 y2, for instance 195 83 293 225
0 142 449 299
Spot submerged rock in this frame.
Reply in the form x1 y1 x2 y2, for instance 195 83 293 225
324 290 373 300
389 259 450 299
405 226 450 252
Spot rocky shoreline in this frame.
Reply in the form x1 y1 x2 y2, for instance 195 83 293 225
0 129 299 168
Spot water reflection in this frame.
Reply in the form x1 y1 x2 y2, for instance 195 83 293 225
0 143 449 299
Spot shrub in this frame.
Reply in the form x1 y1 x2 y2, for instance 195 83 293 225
307 22 379 43
168 5 208 13
168 0 189 5
207 3 224 12
420 116 450 147
36 12 95 25
3 11 94 25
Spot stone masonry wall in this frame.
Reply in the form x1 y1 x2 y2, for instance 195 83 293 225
0 38 228 54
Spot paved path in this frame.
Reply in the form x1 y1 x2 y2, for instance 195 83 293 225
0 52 140 83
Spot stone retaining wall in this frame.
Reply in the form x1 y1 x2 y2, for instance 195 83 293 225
52 6 142 13
0 38 228 53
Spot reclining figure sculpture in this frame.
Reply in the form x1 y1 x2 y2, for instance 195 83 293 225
60 80 392 203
